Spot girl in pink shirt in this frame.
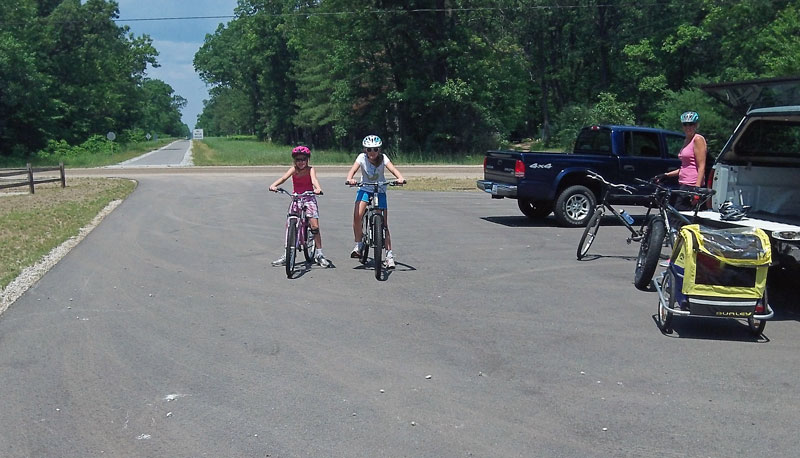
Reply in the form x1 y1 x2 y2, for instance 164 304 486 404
269 146 329 267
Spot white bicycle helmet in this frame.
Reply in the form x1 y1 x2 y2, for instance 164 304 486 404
362 135 382 148
680 111 700 124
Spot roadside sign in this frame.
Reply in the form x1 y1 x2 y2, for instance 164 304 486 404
193 129 204 140
146 133 151 140
106 131 116 141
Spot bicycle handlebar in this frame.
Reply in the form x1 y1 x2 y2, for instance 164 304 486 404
345 180 406 187
274 188 322 197
585 170 635 194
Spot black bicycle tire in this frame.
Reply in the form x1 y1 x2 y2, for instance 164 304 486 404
373 214 384 280
302 216 316 263
360 213 370 265
286 219 298 278
634 216 666 291
577 207 603 259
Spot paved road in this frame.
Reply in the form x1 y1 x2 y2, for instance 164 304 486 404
1 175 799 457
106 139 194 168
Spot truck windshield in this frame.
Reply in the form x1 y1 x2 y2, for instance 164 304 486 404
736 119 800 158
574 128 612 155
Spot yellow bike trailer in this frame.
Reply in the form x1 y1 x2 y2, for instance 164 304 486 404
654 224 773 336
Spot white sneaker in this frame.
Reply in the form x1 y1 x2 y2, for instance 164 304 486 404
385 251 396 269
315 253 330 267
350 244 362 258
271 254 286 266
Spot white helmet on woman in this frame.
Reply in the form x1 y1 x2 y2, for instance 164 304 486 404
362 135 382 148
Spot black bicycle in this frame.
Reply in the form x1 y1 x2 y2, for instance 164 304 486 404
632 179 715 290
576 171 643 260
346 180 405 280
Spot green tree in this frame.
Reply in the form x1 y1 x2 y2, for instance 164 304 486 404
139 79 188 136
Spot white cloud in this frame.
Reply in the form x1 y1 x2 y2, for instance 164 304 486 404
114 1 238 129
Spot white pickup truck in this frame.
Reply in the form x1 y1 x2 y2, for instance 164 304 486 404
694 104 800 268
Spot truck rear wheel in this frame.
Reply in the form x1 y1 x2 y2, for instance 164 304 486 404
517 199 552 220
554 185 595 227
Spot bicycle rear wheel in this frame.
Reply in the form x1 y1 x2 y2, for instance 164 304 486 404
360 214 370 265
373 214 384 280
634 216 666 291
577 207 603 259
302 219 316 263
285 219 298 278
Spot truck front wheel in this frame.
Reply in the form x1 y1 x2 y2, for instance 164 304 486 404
554 185 596 227
518 199 553 220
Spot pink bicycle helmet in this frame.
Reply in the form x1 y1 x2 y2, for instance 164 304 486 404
292 145 311 157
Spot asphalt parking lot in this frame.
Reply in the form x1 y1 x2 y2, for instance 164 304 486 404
1 174 799 457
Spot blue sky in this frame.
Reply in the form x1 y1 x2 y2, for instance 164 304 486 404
115 0 240 129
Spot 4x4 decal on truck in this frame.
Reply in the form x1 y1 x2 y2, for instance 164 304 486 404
529 163 553 169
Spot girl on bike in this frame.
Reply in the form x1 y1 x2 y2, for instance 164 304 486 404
269 146 330 267
345 135 405 269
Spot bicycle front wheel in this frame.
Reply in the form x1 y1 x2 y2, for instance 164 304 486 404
634 216 666 291
285 219 298 278
577 207 603 260
372 214 384 280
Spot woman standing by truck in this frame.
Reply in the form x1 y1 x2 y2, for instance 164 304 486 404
656 111 708 209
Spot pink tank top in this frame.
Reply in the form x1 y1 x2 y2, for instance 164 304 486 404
292 169 313 193
678 135 700 186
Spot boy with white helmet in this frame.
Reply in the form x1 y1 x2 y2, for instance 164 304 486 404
345 135 406 269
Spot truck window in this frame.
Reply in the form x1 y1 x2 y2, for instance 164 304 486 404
736 119 800 158
624 131 661 157
574 128 612 155
665 135 683 159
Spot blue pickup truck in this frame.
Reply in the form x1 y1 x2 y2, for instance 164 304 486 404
477 125 684 226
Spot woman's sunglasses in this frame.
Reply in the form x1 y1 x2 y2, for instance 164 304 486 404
682 122 697 127
294 157 308 162
365 147 381 153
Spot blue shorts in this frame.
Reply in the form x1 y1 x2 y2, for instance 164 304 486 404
355 189 387 209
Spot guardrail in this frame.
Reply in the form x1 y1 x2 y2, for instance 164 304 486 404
0 163 65 194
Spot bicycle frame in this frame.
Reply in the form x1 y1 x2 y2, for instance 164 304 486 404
643 181 712 248
577 171 647 260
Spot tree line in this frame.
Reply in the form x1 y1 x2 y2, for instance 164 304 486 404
194 0 800 155
0 0 188 159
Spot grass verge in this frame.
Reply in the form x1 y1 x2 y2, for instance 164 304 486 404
193 137 484 165
0 178 136 290
400 177 479 192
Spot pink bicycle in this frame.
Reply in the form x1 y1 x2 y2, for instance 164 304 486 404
275 188 320 278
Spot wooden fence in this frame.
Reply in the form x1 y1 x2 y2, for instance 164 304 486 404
0 163 65 194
